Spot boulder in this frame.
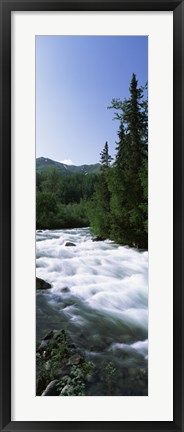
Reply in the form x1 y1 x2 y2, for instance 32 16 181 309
36 277 51 290
42 350 50 360
39 340 49 351
52 330 63 340
45 360 51 371
60 385 69 396
85 373 94 383
42 379 59 396
62 287 70 293
53 329 67 341
68 353 82 365
43 330 54 340
65 242 76 247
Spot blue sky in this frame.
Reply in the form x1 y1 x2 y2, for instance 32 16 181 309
36 36 148 165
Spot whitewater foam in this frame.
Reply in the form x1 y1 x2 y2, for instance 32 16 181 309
36 227 148 365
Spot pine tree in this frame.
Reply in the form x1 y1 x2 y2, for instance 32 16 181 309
100 141 113 169
109 73 148 248
88 143 112 238
88 74 148 248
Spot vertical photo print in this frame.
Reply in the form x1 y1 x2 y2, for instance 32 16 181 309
36 35 148 396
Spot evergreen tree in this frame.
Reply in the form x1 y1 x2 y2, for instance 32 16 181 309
88 143 113 238
100 141 113 168
109 73 148 248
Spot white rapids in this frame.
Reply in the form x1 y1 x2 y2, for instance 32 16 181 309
36 227 148 369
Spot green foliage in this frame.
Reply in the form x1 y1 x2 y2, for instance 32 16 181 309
38 332 95 396
36 168 98 229
57 359 94 396
36 191 59 229
57 200 89 228
103 361 117 392
57 365 86 396
82 360 94 375
88 143 113 238
87 171 111 238
37 331 70 394
89 73 148 249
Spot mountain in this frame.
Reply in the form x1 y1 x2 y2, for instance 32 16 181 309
36 157 101 175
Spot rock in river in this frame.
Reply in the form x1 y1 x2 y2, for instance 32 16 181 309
36 277 51 290
92 236 104 242
65 242 76 247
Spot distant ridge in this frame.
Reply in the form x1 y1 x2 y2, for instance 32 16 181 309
36 157 101 175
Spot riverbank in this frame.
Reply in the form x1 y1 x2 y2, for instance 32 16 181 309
36 328 148 396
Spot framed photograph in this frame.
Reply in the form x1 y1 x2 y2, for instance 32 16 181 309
0 0 183 431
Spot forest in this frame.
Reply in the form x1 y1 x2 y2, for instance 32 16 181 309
36 73 148 249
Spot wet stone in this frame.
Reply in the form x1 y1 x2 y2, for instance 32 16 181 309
42 380 59 396
68 353 82 365
45 360 51 371
43 330 54 340
85 373 94 383
60 385 69 396
61 287 70 293
39 340 49 351
42 350 50 360
36 277 51 290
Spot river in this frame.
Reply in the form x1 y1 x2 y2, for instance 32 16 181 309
36 227 148 396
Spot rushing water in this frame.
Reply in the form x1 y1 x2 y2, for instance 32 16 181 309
36 227 148 395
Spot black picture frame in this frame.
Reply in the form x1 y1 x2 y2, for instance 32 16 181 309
0 0 183 431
